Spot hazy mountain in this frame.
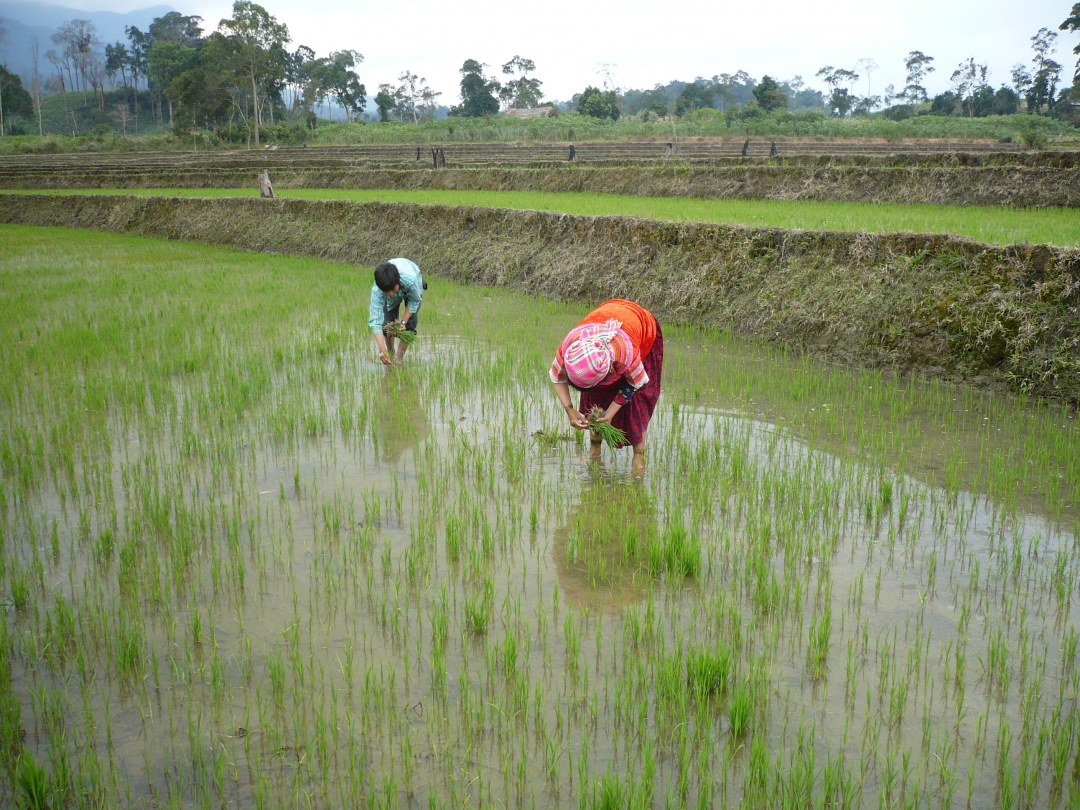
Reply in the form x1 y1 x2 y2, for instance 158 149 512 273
0 1 175 80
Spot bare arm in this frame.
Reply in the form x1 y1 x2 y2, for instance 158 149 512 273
374 332 392 365
552 381 588 429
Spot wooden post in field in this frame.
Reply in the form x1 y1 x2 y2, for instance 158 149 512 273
258 170 275 198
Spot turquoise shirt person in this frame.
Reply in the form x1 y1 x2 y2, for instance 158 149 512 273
368 258 424 335
370 258 425 365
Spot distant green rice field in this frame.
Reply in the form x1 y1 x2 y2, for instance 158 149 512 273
15 187 1080 246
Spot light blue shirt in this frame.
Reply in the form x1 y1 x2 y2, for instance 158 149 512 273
368 258 423 334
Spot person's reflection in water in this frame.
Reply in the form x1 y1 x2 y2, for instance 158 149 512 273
373 368 430 464
552 471 659 614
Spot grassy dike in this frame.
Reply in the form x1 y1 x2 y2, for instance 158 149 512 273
2 190 1078 403
3 163 1080 208
34 188 1080 246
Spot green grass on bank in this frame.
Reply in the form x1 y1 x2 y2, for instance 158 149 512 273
21 187 1080 246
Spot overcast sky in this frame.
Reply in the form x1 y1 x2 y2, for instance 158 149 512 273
36 0 1079 102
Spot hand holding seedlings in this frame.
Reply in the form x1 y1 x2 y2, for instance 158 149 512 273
383 321 418 347
564 405 589 430
586 405 628 448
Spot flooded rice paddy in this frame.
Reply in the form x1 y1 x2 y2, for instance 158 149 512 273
2 225 1080 809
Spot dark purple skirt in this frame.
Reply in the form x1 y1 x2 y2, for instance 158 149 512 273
579 325 664 448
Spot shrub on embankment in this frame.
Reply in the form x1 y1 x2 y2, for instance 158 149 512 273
1 192 1077 403
4 164 1079 208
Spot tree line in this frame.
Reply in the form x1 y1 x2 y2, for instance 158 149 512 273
0 2 1078 139
0 3 366 144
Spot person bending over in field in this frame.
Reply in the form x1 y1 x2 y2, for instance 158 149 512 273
369 258 426 365
550 299 663 475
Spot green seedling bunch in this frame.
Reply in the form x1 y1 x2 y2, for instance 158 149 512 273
383 321 417 346
586 405 627 449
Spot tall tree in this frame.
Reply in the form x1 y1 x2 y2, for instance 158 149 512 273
125 25 150 102
148 41 200 126
105 43 129 87
449 59 500 117
816 66 859 116
1011 64 1033 99
285 45 316 114
714 71 755 107
217 0 290 147
577 85 619 119
53 19 98 102
1029 28 1062 112
1060 4 1080 81
314 50 365 123
950 57 990 117
499 56 542 109
165 62 232 132
674 80 717 115
374 83 397 122
0 66 34 135
855 58 878 97
902 51 935 103
751 75 788 112
392 71 440 123
149 12 204 45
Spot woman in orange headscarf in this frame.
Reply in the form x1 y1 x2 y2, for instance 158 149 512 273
549 299 663 473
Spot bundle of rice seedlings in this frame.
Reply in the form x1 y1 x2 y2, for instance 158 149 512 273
383 322 417 346
586 405 627 448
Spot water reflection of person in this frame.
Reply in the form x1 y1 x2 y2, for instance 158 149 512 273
552 475 658 613
374 368 430 464
549 300 663 475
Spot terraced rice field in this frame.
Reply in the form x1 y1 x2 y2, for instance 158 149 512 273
2 224 1079 808
0 140 1038 175
18 187 1080 246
